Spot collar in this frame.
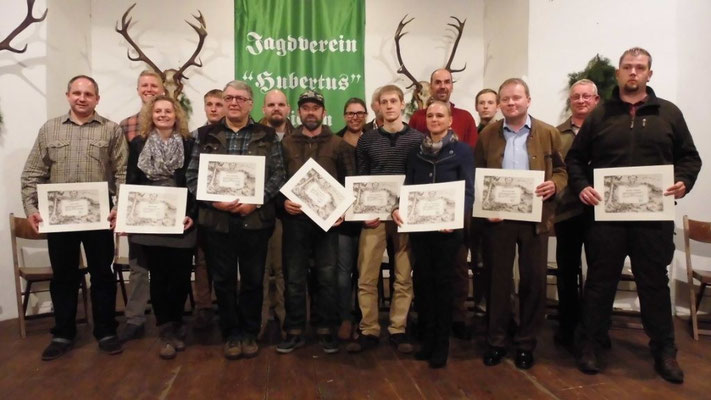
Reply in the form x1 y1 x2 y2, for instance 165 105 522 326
63 111 103 125
503 115 531 133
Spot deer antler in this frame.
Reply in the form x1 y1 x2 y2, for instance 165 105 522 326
394 15 422 91
172 11 208 88
444 16 467 73
115 3 164 80
0 0 48 53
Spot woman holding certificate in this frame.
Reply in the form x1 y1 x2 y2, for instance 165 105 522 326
392 101 474 368
125 95 196 360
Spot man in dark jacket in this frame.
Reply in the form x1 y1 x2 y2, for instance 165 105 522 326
186 80 286 360
566 48 701 384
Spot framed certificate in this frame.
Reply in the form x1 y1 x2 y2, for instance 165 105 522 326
115 184 187 234
280 158 355 232
345 175 405 221
594 165 674 221
397 180 465 233
473 168 544 222
196 154 265 203
37 182 110 233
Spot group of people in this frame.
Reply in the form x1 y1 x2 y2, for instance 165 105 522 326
20 47 701 384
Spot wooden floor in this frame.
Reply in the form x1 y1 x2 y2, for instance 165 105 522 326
1 313 711 400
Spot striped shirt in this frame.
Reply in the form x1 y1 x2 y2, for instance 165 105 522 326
21 112 128 216
356 123 424 175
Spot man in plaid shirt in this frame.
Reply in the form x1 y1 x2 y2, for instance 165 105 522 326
21 75 128 360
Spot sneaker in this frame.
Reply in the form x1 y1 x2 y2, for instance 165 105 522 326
389 333 413 354
346 333 379 353
118 323 145 343
98 335 123 355
242 337 259 358
224 338 242 360
276 334 306 354
159 340 177 360
193 308 214 330
319 334 340 354
41 338 73 361
337 320 353 341
172 323 187 352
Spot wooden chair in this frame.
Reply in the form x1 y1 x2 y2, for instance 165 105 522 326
683 215 711 340
10 213 88 338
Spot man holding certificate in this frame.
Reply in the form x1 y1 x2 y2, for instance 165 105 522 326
21 75 128 360
277 90 356 355
475 78 567 370
186 80 286 360
566 48 702 383
348 85 423 354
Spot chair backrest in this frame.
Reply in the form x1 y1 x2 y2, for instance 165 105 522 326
10 213 47 272
683 215 711 283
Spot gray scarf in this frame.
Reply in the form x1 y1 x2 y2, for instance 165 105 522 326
421 130 457 156
137 131 184 181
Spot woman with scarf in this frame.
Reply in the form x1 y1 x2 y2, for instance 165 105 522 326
393 101 474 368
125 95 196 359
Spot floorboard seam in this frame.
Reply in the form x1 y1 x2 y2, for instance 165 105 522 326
505 359 561 400
158 365 182 400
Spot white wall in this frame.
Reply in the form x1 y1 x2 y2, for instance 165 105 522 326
0 0 49 321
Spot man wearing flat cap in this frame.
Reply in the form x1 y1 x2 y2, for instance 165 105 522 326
276 90 356 355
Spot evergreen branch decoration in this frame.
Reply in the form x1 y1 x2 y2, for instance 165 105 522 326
567 54 617 108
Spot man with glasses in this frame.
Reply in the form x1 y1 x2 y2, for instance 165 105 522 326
186 80 286 360
552 79 599 348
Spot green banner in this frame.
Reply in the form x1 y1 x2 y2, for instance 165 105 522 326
235 0 365 132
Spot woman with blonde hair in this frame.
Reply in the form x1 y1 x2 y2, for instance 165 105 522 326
125 95 196 359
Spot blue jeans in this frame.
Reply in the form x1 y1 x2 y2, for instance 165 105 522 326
282 216 338 333
337 233 359 323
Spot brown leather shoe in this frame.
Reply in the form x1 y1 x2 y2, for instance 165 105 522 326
655 356 684 384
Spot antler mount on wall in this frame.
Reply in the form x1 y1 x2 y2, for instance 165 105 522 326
394 14 467 110
115 3 207 99
0 0 47 53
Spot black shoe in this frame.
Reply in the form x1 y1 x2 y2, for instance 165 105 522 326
389 333 413 354
98 335 123 355
451 321 471 340
577 344 600 374
118 323 145 343
346 333 379 353
318 334 340 354
654 355 684 384
483 346 507 366
429 355 447 369
514 350 534 369
41 339 73 361
276 334 305 354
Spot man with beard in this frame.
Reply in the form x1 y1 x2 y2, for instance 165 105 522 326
256 89 293 339
277 90 356 354
567 48 701 383
552 79 599 347
118 70 165 343
348 85 423 354
409 68 479 339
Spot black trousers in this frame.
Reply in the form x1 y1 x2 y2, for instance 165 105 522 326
484 221 547 351
142 245 193 327
204 218 271 340
554 214 587 336
47 230 117 340
579 221 676 356
412 230 462 351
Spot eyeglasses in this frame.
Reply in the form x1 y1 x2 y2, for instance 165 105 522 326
570 94 596 101
223 95 252 104
345 111 367 118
